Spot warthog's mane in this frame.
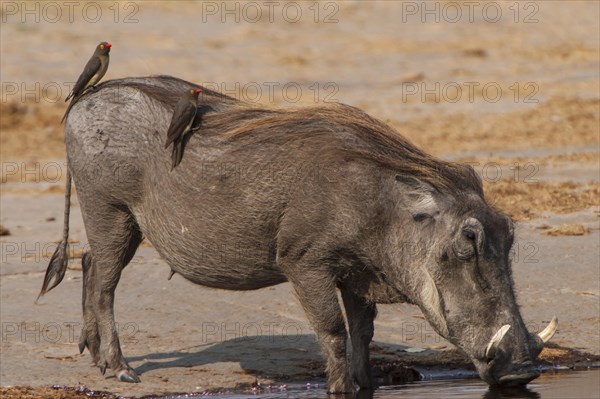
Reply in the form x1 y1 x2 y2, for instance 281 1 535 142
91 75 483 197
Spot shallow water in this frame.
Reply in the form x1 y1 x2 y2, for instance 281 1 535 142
160 370 599 399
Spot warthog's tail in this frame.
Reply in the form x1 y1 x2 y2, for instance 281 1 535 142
38 167 72 299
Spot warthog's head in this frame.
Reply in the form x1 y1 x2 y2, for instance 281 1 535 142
385 173 557 387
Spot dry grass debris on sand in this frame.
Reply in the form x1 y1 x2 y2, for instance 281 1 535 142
0 224 10 236
484 180 600 221
542 224 592 236
395 97 599 156
0 386 116 399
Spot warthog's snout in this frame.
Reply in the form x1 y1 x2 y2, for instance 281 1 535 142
478 317 558 386
495 364 540 387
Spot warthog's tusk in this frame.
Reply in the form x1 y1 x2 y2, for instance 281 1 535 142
485 324 511 360
538 316 558 343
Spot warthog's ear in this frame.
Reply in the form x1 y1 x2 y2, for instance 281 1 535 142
395 175 439 221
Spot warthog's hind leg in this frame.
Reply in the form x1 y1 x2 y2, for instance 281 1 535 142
341 287 377 389
79 252 99 363
78 201 143 382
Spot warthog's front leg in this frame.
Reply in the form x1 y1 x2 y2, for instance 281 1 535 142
77 200 142 382
287 270 355 394
341 287 377 389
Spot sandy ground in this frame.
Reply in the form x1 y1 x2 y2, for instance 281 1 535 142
1 1 599 397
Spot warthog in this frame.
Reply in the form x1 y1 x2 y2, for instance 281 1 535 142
40 75 557 393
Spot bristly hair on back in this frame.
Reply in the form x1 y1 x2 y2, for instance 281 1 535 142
78 76 483 198
205 103 483 196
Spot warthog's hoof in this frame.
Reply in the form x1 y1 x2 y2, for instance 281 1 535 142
117 369 141 383
326 379 356 395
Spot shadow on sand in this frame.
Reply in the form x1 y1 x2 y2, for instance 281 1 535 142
127 334 541 399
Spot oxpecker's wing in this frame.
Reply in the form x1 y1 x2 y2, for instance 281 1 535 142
165 101 197 149
66 55 101 101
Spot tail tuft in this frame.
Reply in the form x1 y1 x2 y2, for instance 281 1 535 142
37 240 69 299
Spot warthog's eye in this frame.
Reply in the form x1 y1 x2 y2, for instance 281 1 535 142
463 229 476 240
453 218 482 260
412 213 431 222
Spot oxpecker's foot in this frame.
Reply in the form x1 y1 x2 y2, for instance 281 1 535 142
88 85 99 92
117 368 141 383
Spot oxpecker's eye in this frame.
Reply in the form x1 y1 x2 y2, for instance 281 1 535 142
100 45 104 49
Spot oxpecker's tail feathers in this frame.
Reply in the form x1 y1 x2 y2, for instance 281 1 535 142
37 169 72 300
61 96 78 124
171 140 184 170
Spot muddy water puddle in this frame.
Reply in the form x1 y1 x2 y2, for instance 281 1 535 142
158 370 599 399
